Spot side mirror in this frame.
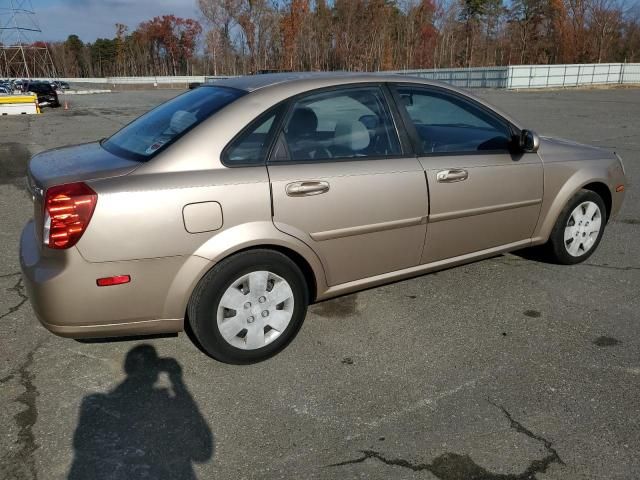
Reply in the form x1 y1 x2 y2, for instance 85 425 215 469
519 129 540 153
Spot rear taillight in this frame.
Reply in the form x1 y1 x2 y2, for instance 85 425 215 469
44 182 97 249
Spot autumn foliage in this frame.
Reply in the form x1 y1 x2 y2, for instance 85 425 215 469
42 0 640 78
197 0 640 73
48 15 202 77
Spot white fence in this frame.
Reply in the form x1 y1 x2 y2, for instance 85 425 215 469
507 63 640 89
58 76 210 85
22 63 640 89
29 75 228 85
393 63 640 89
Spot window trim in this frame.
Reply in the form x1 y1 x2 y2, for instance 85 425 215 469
381 84 416 155
388 83 519 157
267 83 409 165
220 103 286 167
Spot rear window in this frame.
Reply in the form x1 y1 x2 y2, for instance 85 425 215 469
102 86 244 161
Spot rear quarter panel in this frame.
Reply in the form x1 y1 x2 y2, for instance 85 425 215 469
77 166 328 315
78 167 271 261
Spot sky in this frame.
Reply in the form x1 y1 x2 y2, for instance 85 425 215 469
30 0 202 42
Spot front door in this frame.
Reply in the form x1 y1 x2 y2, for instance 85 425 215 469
267 85 429 286
392 85 543 263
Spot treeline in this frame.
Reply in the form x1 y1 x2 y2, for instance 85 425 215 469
46 0 640 78
48 15 202 77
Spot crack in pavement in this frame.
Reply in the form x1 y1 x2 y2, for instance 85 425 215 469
493 259 536 268
495 257 640 273
488 400 564 468
0 271 21 279
582 263 640 272
0 278 28 321
328 402 563 479
616 218 640 225
1 342 45 480
491 258 557 272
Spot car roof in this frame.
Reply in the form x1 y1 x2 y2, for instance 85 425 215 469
207 72 522 130
209 72 447 92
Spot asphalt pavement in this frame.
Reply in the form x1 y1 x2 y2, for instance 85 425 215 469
0 86 638 479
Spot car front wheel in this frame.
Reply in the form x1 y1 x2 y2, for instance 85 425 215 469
546 189 606 264
188 249 309 364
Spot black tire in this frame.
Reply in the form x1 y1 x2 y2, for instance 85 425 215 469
545 189 607 265
187 249 308 364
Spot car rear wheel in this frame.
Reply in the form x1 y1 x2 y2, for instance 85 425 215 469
546 189 606 264
187 249 308 364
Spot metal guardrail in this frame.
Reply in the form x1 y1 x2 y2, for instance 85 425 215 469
67 76 210 84
17 64 640 89
392 66 509 88
23 76 231 85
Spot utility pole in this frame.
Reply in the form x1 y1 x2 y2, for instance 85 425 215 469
0 0 57 78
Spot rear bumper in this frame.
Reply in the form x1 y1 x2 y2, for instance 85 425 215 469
19 220 186 338
37 316 183 339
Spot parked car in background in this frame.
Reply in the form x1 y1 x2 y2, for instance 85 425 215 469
21 73 626 363
4 79 15 91
25 81 60 107
52 80 70 90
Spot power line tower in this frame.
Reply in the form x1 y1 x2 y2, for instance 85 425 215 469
0 0 57 78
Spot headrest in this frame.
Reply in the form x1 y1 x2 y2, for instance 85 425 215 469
334 120 370 151
169 110 197 134
288 107 318 137
359 114 379 130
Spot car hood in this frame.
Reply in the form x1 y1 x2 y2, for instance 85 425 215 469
28 141 140 190
537 136 615 163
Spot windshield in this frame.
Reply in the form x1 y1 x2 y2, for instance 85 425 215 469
102 86 245 161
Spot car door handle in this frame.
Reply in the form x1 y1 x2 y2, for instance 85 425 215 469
436 169 468 183
285 181 330 197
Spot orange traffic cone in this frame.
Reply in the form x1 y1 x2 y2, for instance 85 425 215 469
64 100 69 110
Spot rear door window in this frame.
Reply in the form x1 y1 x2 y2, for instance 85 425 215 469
275 86 402 162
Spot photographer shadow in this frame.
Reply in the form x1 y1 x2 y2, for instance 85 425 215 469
68 344 213 480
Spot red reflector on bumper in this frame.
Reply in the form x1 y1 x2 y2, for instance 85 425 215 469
96 275 131 287
615 185 625 192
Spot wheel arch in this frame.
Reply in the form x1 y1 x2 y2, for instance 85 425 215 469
533 165 613 245
194 244 319 304
581 181 612 221
161 223 327 322
256 244 318 303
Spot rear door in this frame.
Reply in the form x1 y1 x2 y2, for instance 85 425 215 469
391 85 543 263
266 85 429 287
